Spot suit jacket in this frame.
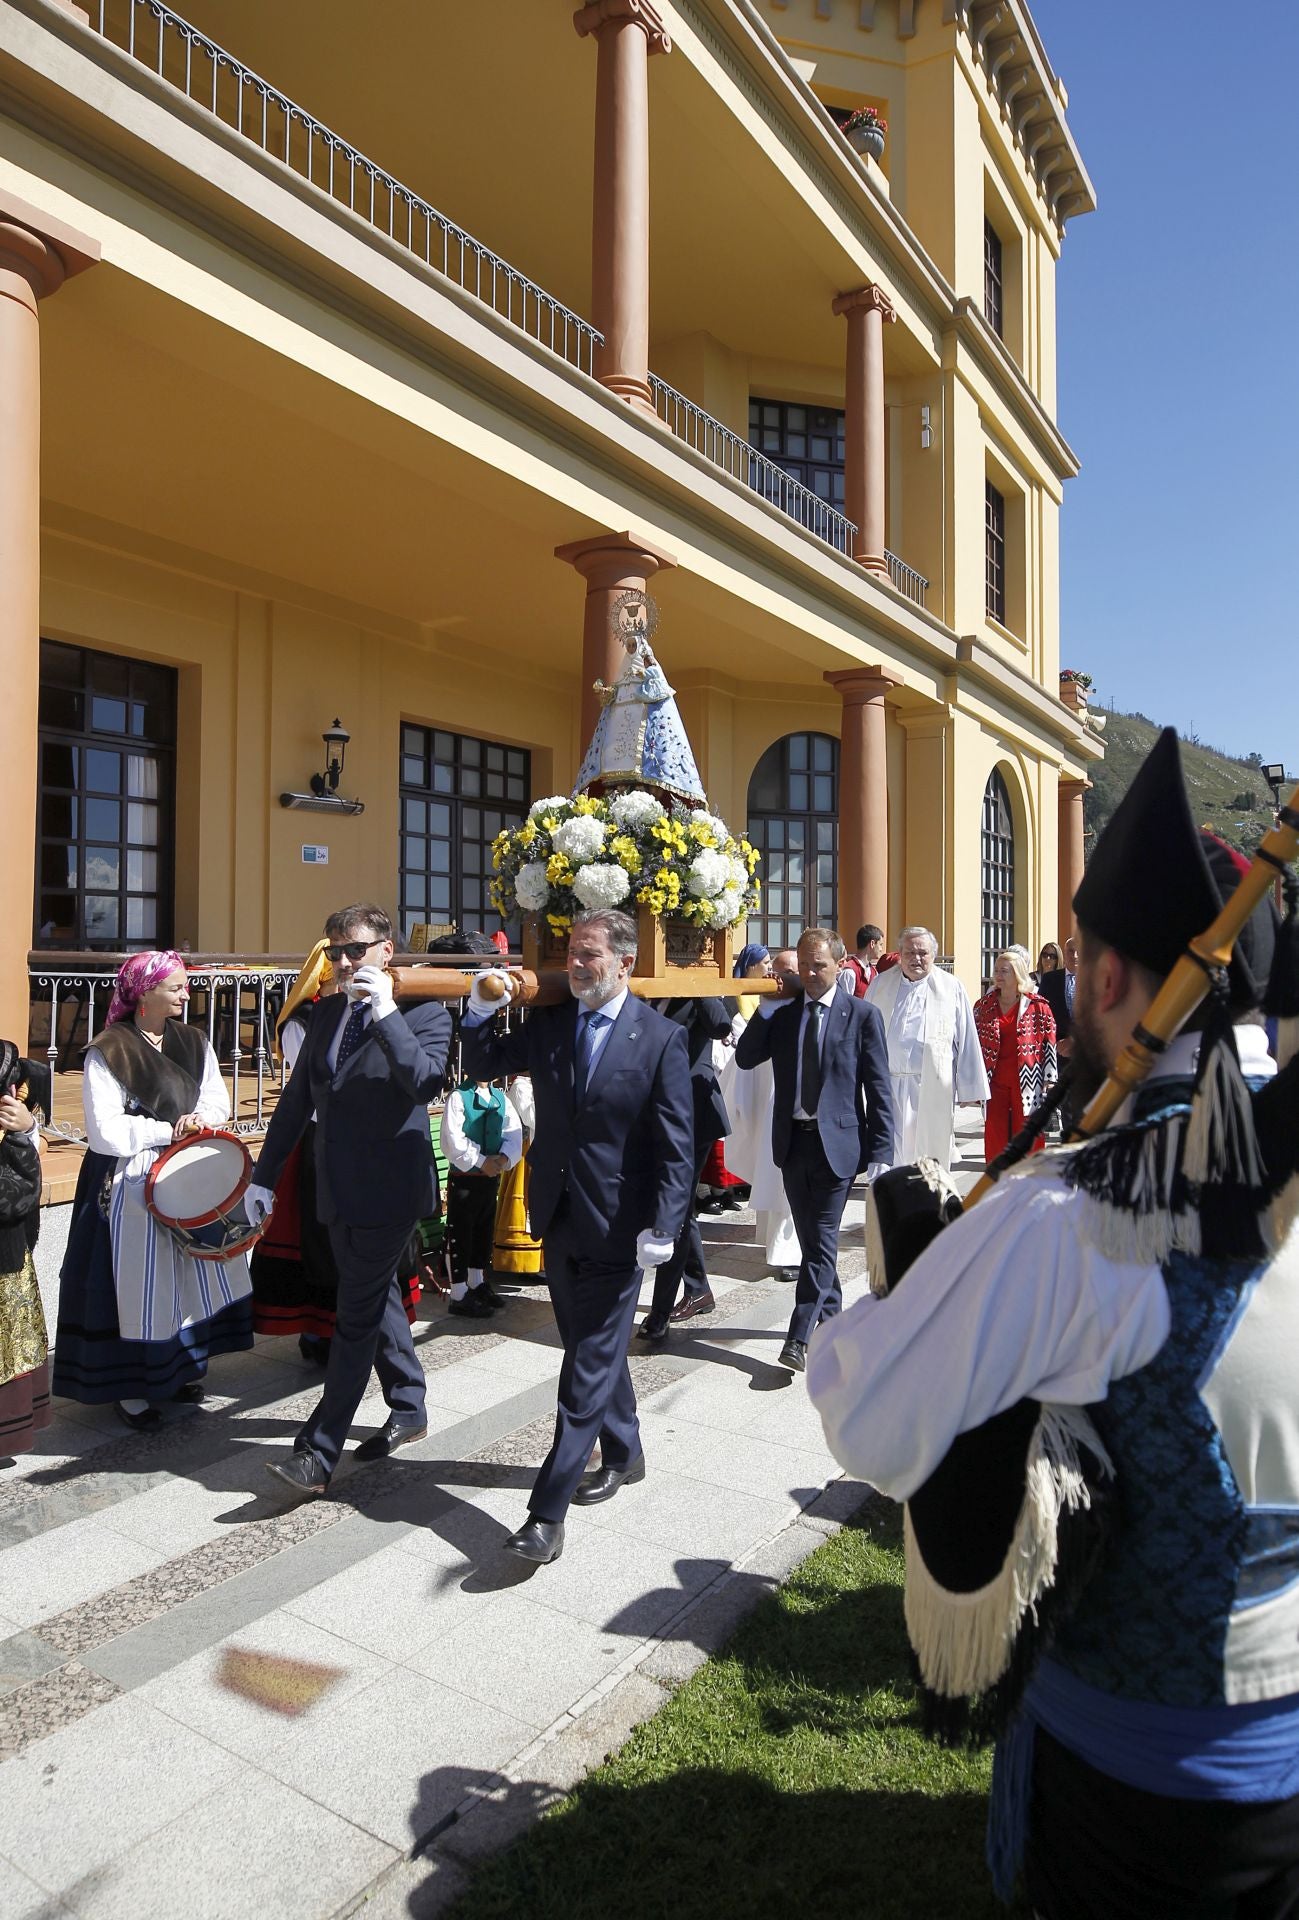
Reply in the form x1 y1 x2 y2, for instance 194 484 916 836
657 997 734 1152
462 995 694 1266
735 990 894 1181
254 998 451 1230
1039 967 1075 1045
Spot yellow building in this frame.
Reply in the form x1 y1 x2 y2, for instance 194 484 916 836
0 0 1101 1046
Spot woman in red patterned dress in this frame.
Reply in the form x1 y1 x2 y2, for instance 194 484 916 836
973 948 1058 1165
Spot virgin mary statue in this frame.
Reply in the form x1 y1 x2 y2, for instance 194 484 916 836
574 617 706 804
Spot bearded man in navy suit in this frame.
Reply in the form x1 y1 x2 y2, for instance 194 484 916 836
736 926 893 1374
247 904 451 1497
462 908 694 1564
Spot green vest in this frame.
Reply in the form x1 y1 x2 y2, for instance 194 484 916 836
459 1082 506 1156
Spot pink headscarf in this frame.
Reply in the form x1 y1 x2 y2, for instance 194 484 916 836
107 950 188 1026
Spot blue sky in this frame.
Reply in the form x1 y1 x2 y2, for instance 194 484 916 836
1029 1 1296 767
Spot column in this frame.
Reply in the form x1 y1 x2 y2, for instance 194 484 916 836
574 0 670 410
825 667 895 940
0 196 97 1045
832 284 896 575
1057 776 1089 942
555 531 677 753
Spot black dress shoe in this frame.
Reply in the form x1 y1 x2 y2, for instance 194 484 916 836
668 1289 715 1323
571 1455 646 1505
298 1334 330 1365
778 1338 807 1373
115 1401 161 1431
171 1381 205 1404
503 1515 565 1563
265 1451 331 1498
353 1416 429 1462
635 1309 669 1343
448 1291 494 1319
477 1281 507 1308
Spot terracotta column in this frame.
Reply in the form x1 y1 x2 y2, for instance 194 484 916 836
825 667 895 940
832 284 896 575
1058 776 1089 943
555 531 677 752
0 196 97 1046
574 0 670 411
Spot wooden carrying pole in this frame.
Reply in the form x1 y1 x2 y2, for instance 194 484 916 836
388 967 783 1006
962 781 1299 1211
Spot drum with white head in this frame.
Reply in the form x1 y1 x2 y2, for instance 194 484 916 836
145 1128 264 1260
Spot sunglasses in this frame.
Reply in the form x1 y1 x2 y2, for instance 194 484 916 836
324 940 380 964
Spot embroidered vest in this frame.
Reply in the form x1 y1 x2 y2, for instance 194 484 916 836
459 1083 505 1157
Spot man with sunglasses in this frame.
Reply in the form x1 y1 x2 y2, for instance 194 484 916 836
248 904 450 1496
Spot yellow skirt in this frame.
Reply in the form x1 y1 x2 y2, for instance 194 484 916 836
493 1153 542 1273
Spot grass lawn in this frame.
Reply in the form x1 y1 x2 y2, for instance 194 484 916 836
444 1499 1031 1920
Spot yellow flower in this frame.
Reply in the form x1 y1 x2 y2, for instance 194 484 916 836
542 815 559 834
547 913 572 932
610 835 642 875
519 821 537 847
547 853 572 885
572 796 599 816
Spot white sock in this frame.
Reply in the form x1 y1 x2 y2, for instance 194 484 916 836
450 1281 468 1300
119 1398 150 1416
467 1268 485 1289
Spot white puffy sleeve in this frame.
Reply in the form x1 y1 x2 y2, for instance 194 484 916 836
83 1051 173 1160
195 1042 231 1126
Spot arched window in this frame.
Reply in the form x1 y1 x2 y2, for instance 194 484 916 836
746 733 839 952
981 769 1015 986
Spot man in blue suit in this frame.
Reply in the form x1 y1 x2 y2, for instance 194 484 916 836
463 908 694 1564
736 926 893 1373
247 904 451 1496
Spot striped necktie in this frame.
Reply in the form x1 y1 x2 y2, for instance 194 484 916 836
335 1002 368 1070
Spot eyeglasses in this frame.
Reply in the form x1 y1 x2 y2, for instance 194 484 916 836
324 940 379 964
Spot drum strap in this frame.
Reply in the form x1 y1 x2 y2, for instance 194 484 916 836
90 1020 205 1125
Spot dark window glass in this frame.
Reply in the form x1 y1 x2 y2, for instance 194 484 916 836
986 481 1007 624
981 770 1015 988
746 732 840 952
747 397 846 515
91 697 128 734
984 218 1004 339
398 725 530 945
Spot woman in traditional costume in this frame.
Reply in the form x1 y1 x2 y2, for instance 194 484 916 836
973 947 1058 1165
250 941 421 1362
0 1042 50 1457
53 951 254 1428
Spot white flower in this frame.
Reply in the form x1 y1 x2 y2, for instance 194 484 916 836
686 849 730 898
514 861 551 911
687 810 729 844
725 854 748 892
528 795 569 823
552 815 608 864
704 886 744 929
608 790 666 832
571 862 631 909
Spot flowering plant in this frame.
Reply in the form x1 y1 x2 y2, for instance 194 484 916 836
1059 668 1093 688
490 791 761 936
843 106 887 136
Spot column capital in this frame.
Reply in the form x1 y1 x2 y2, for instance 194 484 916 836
555 529 677 588
0 191 99 304
574 0 671 53
1058 774 1091 798
832 283 897 324
824 666 897 705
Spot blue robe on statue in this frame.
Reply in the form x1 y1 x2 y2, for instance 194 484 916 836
574 638 706 802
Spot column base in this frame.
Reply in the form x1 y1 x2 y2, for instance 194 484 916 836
853 550 889 578
598 372 654 411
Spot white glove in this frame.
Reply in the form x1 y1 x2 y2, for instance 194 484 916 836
862 1162 890 1186
245 1183 275 1224
636 1230 676 1270
351 964 396 1019
468 969 516 1015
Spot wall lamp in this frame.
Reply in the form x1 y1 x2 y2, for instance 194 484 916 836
279 718 365 815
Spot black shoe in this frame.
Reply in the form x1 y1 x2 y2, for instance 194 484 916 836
115 1401 161 1432
476 1281 506 1309
448 1291 494 1319
503 1515 565 1564
668 1289 715 1323
720 1192 745 1212
265 1451 330 1498
571 1455 646 1506
699 1198 724 1215
170 1382 205 1404
298 1335 330 1365
353 1416 429 1462
777 1338 807 1373
774 1267 799 1283
636 1310 669 1343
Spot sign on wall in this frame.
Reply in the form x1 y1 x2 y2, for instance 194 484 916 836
301 844 330 866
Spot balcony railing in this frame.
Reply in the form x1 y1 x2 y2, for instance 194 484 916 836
90 0 603 377
649 374 857 558
885 550 930 607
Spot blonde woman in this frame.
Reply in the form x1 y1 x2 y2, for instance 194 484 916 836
973 948 1058 1164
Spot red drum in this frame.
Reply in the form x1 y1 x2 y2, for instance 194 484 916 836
144 1128 264 1261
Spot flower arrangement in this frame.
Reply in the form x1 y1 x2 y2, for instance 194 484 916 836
842 106 887 136
491 791 761 937
1059 668 1093 688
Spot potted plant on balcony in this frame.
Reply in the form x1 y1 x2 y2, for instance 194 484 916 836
842 107 887 163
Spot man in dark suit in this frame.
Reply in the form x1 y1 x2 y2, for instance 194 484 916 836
462 907 694 1564
1038 932 1078 1058
736 926 893 1374
636 995 734 1342
246 904 450 1496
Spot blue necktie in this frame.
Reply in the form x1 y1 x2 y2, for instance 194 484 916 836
335 1002 368 1070
575 1009 608 1100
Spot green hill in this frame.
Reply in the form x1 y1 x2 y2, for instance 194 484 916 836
1084 709 1279 862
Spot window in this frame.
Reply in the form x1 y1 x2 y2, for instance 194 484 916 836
36 640 176 950
398 725 529 945
981 770 1015 987
984 218 1004 338
746 732 839 952
748 399 846 510
985 480 1006 624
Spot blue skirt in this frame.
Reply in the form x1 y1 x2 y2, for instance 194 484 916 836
53 1151 254 1405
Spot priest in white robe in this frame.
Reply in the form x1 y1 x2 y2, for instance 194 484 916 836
864 927 988 1168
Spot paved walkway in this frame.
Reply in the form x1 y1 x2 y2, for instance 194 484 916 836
0 1124 985 1920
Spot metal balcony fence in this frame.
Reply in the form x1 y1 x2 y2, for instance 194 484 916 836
885 550 930 607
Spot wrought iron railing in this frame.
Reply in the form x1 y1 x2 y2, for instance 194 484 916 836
89 0 603 376
885 549 930 607
648 374 858 557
